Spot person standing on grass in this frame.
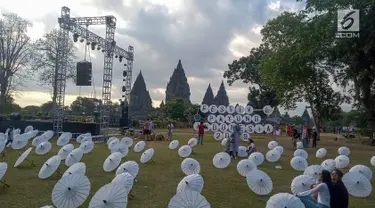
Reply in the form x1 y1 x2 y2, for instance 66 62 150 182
292 126 298 150
143 119 150 141
312 128 318 148
167 122 174 140
330 169 349 208
148 118 154 134
246 139 257 155
230 124 241 159
197 121 206 145
5 126 14 146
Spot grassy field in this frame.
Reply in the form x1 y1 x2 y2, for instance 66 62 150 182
0 129 374 208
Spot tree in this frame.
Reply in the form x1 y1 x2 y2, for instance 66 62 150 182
2 94 21 113
22 105 40 114
34 29 77 104
70 97 100 115
0 13 38 113
40 101 54 113
163 98 192 121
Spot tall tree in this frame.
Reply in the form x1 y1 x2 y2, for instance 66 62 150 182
70 97 101 115
34 29 77 104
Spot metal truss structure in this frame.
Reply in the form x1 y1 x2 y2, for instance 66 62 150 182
54 6 134 137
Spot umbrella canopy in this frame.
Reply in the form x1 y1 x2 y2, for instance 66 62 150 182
106 137 118 145
62 162 86 177
296 142 303 149
42 130 54 141
81 136 92 144
294 149 308 159
335 155 350 169
303 165 324 181
321 159 336 172
266 193 305 208
76 133 90 143
65 148 84 167
0 140 5 154
133 141 146 153
178 145 192 158
14 147 33 167
110 143 129 157
290 156 308 171
212 152 231 169
291 175 315 194
169 140 179 150
268 141 278 150
32 136 46 147
274 146 284 155
36 141 52 155
12 134 28 150
181 158 200 176
103 152 123 172
349 165 372 181
116 161 139 178
88 182 128 208
342 172 372 198
237 159 257 177
168 189 210 208
52 174 91 208
248 152 264 166
238 146 248 158
38 155 61 179
24 125 34 133
57 132 72 147
221 138 228 147
112 172 134 194
58 144 74 160
107 138 120 150
246 169 273 195
266 150 281 163
140 148 155 163
338 146 350 156
188 138 198 147
371 156 375 167
79 141 95 154
177 174 204 193
120 137 133 147
316 148 327 158
0 162 8 181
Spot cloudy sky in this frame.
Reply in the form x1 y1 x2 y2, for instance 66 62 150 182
0 0 352 116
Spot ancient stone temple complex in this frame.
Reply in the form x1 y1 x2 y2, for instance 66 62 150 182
213 81 230 106
129 71 154 120
201 84 214 105
165 60 191 103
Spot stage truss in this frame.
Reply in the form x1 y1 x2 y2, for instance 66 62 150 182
54 6 134 137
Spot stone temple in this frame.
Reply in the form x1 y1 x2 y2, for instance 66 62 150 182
129 71 154 120
213 81 230 106
165 60 191 103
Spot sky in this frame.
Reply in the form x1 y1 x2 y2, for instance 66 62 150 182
0 0 352 116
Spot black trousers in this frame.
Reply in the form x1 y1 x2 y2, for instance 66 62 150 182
312 139 317 148
5 140 12 146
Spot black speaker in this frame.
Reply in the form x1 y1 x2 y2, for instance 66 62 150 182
76 61 92 86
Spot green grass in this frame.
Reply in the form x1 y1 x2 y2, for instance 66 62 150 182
0 130 374 208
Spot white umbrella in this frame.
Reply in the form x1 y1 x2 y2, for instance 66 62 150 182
133 141 145 153
274 146 284 155
181 158 200 175
52 174 91 208
342 172 372 198
338 146 350 156
291 175 315 194
371 156 375 167
316 148 327 158
79 141 95 154
107 137 118 145
238 146 248 158
268 141 278 150
107 138 120 150
0 140 5 154
248 152 264 166
221 138 228 147
266 150 281 163
237 159 257 177
42 130 54 140
40 205 54 208
188 138 198 147
24 125 34 133
140 148 155 163
103 152 123 172
294 149 308 159
11 134 28 150
62 162 86 177
76 133 89 143
169 140 179 150
177 174 204 193
36 141 52 155
27 130 39 139
168 189 210 208
65 148 84 167
120 137 133 147
246 169 273 195
81 136 92 144
212 152 231 169
110 143 128 157
296 142 303 149
321 159 336 172
14 147 34 167
112 172 134 194
0 162 8 181
32 136 46 147
349 165 372 181
290 156 308 171
303 165 324 181
178 145 192 158
89 182 128 208
58 144 74 160
116 161 139 178
38 155 61 179
335 155 350 169
57 132 72 147
266 193 305 208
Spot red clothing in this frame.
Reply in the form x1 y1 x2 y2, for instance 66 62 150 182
287 126 293 137
198 124 205 135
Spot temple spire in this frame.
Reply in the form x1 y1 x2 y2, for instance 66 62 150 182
129 71 153 119
165 59 191 103
214 81 229 106
201 83 214 105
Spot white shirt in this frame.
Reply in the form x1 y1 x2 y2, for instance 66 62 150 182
149 121 153 130
298 183 330 207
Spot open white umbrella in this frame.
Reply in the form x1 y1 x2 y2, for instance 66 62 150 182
188 138 198 147
249 152 264 166
304 165 324 181
62 162 86 177
14 147 34 167
371 156 375 167
181 158 200 175
107 137 118 145
338 146 350 156
103 152 123 172
169 140 179 150
82 136 93 144
65 148 84 167
168 189 210 208
36 141 52 155
12 134 28 150
290 156 308 171
237 159 257 177
140 148 155 163
42 130 54 141
177 174 204 193
133 141 145 153
274 146 284 155
38 155 61 179
89 182 128 208
112 172 134 194
213 152 231 169
349 165 372 181
342 172 372 198
296 142 303 149
116 161 139 178
24 125 34 133
0 162 8 182
321 159 336 172
266 150 281 163
291 175 315 194
58 144 74 160
76 133 90 143
0 140 5 154
266 193 305 208
57 132 72 147
238 146 248 158
246 169 273 195
110 143 128 157
221 138 228 147
32 136 45 147
268 141 278 150
107 138 120 150
316 148 327 158
79 141 95 154
120 137 133 147
335 155 350 169
52 174 91 208
294 149 308 159
178 145 192 158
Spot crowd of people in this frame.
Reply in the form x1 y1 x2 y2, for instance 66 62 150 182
287 125 319 150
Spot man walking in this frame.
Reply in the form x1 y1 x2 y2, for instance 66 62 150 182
143 119 150 141
312 128 318 148
167 122 174 140
197 121 205 145
331 169 349 208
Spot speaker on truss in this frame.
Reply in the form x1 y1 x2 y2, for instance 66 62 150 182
76 61 92 86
